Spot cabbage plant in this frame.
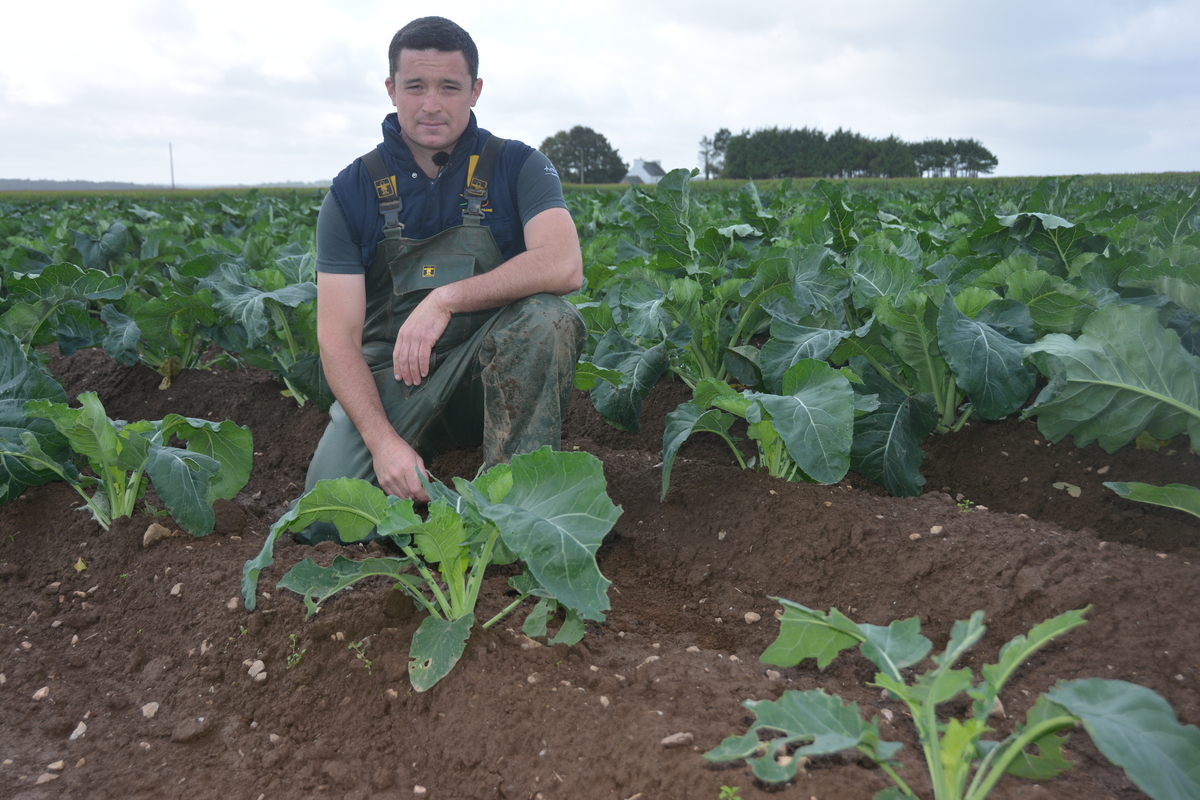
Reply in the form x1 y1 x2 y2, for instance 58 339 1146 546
242 447 621 692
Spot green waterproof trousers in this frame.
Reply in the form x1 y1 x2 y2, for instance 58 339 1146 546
304 219 586 495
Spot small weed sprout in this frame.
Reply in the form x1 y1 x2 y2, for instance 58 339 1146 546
349 637 372 673
286 633 306 670
718 786 742 800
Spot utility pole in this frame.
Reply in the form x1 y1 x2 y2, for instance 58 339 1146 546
169 143 176 190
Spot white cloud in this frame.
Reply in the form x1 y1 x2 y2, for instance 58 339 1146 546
1 0 1196 183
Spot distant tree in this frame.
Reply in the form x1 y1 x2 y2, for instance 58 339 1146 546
699 135 716 179
827 128 872 178
912 139 951 178
539 126 627 184
869 135 919 178
698 127 732 179
712 127 731 176
954 138 998 177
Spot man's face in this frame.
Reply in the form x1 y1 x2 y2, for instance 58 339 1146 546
385 48 482 161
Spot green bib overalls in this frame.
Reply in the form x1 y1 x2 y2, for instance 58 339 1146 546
304 138 586 498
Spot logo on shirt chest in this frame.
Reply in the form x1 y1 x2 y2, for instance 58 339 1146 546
422 265 436 278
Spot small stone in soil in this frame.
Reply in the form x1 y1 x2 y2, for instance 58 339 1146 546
744 612 761 624
226 597 239 611
32 686 49 701
69 722 87 740
660 732 694 747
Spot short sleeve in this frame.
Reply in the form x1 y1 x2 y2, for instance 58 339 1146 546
516 151 568 227
316 191 367 274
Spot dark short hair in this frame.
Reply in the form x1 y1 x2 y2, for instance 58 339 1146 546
388 17 479 82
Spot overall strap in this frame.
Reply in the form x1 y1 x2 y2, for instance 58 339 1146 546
361 147 403 231
462 135 507 226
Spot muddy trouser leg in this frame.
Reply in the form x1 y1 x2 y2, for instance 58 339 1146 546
296 293 584 543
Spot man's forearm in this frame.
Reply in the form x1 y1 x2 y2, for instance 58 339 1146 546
320 338 401 454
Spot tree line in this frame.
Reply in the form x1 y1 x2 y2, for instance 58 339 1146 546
533 124 999 185
703 127 998 180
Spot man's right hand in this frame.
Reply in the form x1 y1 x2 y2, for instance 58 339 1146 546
371 435 431 502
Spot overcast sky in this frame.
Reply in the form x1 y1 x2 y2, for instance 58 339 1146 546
2 0 1197 186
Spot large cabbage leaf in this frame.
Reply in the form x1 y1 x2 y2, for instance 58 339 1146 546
1024 303 1200 452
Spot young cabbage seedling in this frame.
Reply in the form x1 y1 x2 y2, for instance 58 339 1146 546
16 391 252 535
705 600 1200 800
241 447 621 692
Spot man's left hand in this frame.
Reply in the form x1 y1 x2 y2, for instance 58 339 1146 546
393 291 451 386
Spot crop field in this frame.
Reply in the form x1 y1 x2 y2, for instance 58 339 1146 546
2 174 1199 799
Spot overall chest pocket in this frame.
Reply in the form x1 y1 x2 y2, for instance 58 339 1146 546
390 252 476 297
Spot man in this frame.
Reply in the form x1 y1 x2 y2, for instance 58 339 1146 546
304 16 585 519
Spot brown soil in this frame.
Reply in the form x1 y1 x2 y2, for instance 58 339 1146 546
2 349 1198 800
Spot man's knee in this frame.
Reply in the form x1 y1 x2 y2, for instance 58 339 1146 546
492 294 585 358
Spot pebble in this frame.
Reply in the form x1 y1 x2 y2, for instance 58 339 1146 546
0 674 5 685
385 689 399 700
685 646 700 653
413 786 428 797
990 697 1006 720
526 673 538 684
32 686 49 701
909 533 922 541
143 523 172 548
744 612 761 624
253 672 267 683
930 525 943 535
226 597 239 611
69 722 87 740
170 583 183 596
269 733 282 744
75 758 85 768
35 773 59 785
248 660 265 678
660 732 694 747
47 760 65 770
142 702 159 719
765 670 781 681
599 696 610 708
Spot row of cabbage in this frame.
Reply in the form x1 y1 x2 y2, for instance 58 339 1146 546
2 176 1199 516
0 190 331 516
567 172 1200 510
0 190 330 405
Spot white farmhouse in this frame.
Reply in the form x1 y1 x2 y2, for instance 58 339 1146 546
621 159 667 185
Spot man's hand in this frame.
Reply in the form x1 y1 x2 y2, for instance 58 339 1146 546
393 291 452 386
371 435 431 502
